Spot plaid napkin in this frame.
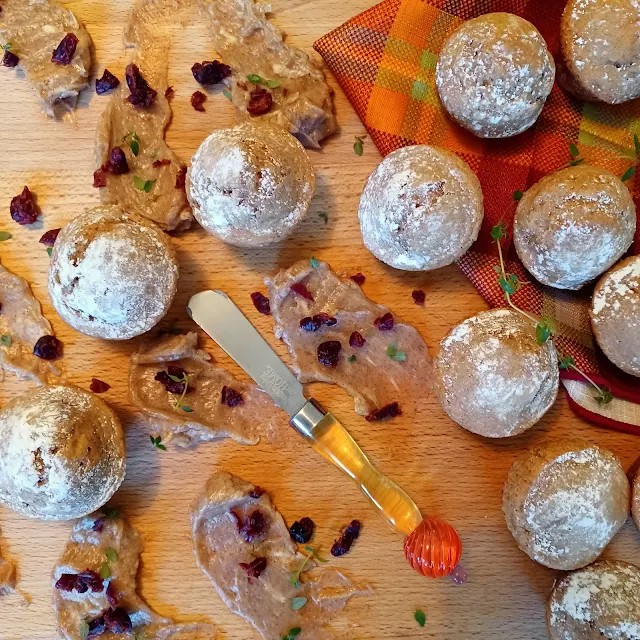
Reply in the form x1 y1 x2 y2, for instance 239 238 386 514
314 0 640 434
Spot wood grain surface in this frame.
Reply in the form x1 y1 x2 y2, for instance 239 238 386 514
0 1 639 639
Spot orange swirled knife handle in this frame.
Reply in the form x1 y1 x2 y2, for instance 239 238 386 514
404 517 462 578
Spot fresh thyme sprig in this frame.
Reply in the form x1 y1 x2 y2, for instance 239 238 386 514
168 371 193 412
568 143 585 167
491 223 613 406
289 545 328 588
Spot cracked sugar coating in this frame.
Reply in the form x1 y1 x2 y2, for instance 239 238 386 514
358 145 484 271
591 256 640 377
187 122 315 247
435 12 555 138
0 385 125 521
503 440 630 571
48 205 178 340
547 561 640 639
433 309 559 438
514 165 636 290
561 0 640 105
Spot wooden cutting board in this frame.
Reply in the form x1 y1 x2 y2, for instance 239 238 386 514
0 1 638 638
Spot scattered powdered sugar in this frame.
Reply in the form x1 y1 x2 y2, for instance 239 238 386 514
593 256 640 316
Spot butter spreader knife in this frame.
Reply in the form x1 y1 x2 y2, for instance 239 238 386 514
187 290 462 577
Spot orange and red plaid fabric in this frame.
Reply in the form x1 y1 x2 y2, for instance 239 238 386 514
314 0 640 432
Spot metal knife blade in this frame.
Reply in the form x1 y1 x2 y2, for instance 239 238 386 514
187 290 307 417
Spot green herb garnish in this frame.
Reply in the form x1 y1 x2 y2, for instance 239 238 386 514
104 507 119 519
414 609 426 627
134 176 156 192
318 212 328 224
222 89 232 100
0 335 11 347
513 190 523 201
386 342 407 361
595 388 614 405
2 43 11 51
281 629 302 640
100 561 111 580
150 435 167 451
535 318 554 345
304 545 329 563
122 132 140 156
247 74 263 84
289 547 326 588
622 166 635 182
348 355 356 363
568 142 584 166
353 135 366 156
181 405 193 412
105 548 118 564
291 597 307 611
79 621 89 640
0 231 12 241
247 74 280 89
310 257 320 269
46 247 53 257
169 371 193 412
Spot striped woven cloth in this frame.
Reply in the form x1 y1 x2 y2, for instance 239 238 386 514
314 0 640 434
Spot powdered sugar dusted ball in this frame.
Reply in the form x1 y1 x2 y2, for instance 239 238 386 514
548 561 640 639
48 206 178 340
561 0 640 104
503 440 630 570
433 309 559 438
591 256 640 377
0 385 125 521
187 122 315 247
435 13 555 138
514 165 636 290
358 145 483 271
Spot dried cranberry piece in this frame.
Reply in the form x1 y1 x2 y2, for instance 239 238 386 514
2 50 19 67
87 616 106 639
365 402 401 422
90 378 110 393
125 63 157 108
155 370 190 395
412 290 425 305
93 168 107 188
95 69 120 95
349 331 366 348
331 520 361 557
289 517 315 543
234 509 269 543
239 556 267 580
249 487 264 499
10 186 39 225
103 147 129 175
77 570 104 593
54 573 79 592
314 312 337 326
39 228 60 247
247 87 273 116
175 166 187 190
374 313 394 331
191 60 231 86
105 581 118 608
92 516 106 532
221 385 244 407
290 282 314 301
191 90 207 112
350 273 365 286
317 341 341 368
152 159 171 168
165 86 174 100
104 607 132 634
51 33 78 65
250 292 271 315
33 335 63 360
300 316 321 332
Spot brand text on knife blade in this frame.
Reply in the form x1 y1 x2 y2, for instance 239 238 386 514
260 365 294 400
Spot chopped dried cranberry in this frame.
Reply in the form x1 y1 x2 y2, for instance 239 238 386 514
191 90 207 112
87 616 106 639
125 63 157 108
92 516 106 532
247 87 273 116
155 369 190 395
39 228 60 247
289 517 314 543
104 607 132 634
175 166 187 190
365 402 401 422
2 50 19 67
291 282 314 301
221 385 244 407
90 378 110 393
349 331 366 348
350 273 365 286
374 313 394 331
191 60 231 85
105 581 118 608
412 290 425 305
10 186 39 225
317 341 341 368
249 487 264 499
54 573 79 592
250 292 271 315
103 147 129 175
152 159 171 168
77 570 104 593
33 335 63 360
300 316 321 332
95 69 120 95
165 86 174 100
239 556 267 580
330 520 361 557
51 33 78 65
93 168 107 188
314 312 337 326
234 509 269 543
